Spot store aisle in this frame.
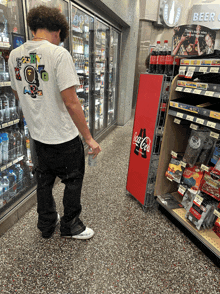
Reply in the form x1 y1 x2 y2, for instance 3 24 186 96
0 116 220 294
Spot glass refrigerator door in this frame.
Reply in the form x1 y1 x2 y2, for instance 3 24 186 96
94 20 109 135
0 0 37 216
71 5 94 131
108 29 119 125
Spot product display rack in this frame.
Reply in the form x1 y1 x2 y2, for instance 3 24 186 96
155 63 220 262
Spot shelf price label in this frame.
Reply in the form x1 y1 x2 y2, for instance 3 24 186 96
190 123 198 130
174 118 181 124
184 88 192 93
205 91 214 97
199 67 208 73
175 87 182 92
194 194 203 206
210 67 219 73
178 185 186 196
207 121 216 128
176 112 184 118
210 131 219 139
179 66 186 76
171 151 177 158
193 89 202 95
196 118 204 125
186 115 194 121
214 210 220 218
180 161 187 167
201 164 209 172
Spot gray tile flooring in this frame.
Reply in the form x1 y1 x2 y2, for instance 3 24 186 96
0 117 220 294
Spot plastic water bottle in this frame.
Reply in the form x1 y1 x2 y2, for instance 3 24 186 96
13 125 23 156
0 98 3 124
8 169 17 198
0 51 6 81
88 148 97 167
8 129 16 161
1 94 10 123
7 92 18 121
0 173 3 207
14 164 23 192
1 173 9 202
2 133 8 165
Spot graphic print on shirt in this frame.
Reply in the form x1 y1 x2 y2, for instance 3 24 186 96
14 53 49 98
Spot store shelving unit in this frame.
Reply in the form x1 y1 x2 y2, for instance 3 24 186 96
155 60 220 263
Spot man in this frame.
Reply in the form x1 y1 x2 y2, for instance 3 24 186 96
8 5 101 239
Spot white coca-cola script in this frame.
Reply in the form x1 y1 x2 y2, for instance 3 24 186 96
133 132 151 153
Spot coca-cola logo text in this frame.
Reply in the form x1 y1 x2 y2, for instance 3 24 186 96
133 128 151 158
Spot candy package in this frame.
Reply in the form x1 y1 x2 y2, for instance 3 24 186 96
165 157 185 183
182 166 204 194
200 168 220 201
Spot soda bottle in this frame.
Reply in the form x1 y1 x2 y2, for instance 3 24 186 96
149 41 161 74
2 133 9 165
164 48 174 76
12 125 23 157
8 169 17 198
156 40 168 74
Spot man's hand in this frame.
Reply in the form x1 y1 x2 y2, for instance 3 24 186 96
85 138 102 158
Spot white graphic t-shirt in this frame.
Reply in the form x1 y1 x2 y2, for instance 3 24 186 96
8 40 80 144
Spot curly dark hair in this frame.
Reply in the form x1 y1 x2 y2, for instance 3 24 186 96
27 5 69 42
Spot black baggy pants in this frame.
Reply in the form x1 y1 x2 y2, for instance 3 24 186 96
34 136 86 237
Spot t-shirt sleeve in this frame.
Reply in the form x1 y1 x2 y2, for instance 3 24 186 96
8 53 16 91
55 49 80 92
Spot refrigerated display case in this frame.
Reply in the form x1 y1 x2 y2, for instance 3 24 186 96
0 0 37 220
70 3 120 139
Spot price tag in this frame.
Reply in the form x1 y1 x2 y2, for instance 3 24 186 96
207 121 216 128
18 156 24 162
175 87 182 92
178 185 186 195
184 88 192 93
194 195 203 206
186 115 194 121
196 118 204 125
0 82 4 87
176 112 184 118
8 121 13 126
171 151 177 158
0 42 3 47
201 164 209 172
188 66 196 72
210 67 219 73
174 118 181 124
214 210 220 218
13 159 18 164
6 162 13 168
2 123 8 128
4 81 11 86
185 70 194 78
13 119 19 124
193 89 202 95
210 131 219 139
180 161 187 167
199 67 208 72
1 165 6 171
190 123 198 130
205 91 214 97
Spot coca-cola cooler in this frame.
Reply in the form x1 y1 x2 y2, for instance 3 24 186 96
126 73 171 209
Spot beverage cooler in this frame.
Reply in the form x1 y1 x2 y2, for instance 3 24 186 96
70 2 120 137
0 0 37 222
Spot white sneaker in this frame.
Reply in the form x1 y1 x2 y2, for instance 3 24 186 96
62 227 94 240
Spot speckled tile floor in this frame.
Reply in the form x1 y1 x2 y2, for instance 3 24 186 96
0 116 220 294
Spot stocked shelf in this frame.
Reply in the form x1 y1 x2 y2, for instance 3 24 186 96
157 195 220 258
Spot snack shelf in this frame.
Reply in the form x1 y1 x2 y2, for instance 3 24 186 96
176 81 220 98
168 109 220 131
157 194 220 259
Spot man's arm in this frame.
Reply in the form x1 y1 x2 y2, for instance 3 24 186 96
61 86 101 156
